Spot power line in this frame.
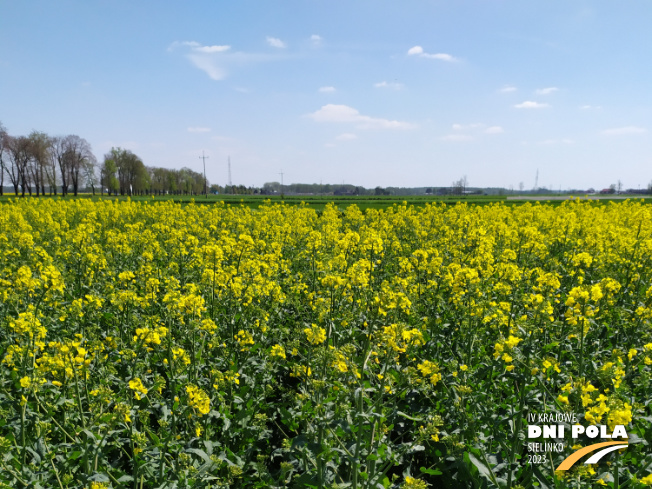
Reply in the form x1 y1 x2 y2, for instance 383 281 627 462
199 151 209 197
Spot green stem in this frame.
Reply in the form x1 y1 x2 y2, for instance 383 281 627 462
507 369 527 489
614 453 620 489
352 388 364 489
43 438 65 489
20 398 27 468
33 393 77 443
1 461 30 487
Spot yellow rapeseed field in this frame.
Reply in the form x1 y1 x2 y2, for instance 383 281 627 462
1 198 651 488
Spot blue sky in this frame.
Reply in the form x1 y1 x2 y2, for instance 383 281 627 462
1 1 651 190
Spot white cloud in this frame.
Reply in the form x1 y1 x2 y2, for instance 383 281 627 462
514 101 549 109
535 87 559 95
453 123 483 130
266 36 286 48
310 34 322 44
186 54 228 80
441 134 473 142
319 86 336 93
169 41 230 53
187 127 211 133
485 126 504 134
194 45 231 54
168 41 199 51
601 126 647 136
169 40 282 80
423 53 457 62
407 45 459 62
336 133 357 141
499 85 517 93
374 81 403 90
307 104 416 130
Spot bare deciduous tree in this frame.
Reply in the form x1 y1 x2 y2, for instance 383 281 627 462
49 135 96 196
27 131 51 196
62 135 95 196
44 135 58 195
6 136 32 196
50 136 71 196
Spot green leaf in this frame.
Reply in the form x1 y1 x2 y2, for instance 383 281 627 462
187 448 212 464
465 451 495 484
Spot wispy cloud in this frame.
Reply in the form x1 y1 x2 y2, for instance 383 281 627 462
319 86 336 93
601 126 647 136
441 134 473 142
186 54 227 80
169 40 284 80
187 127 211 133
266 36 286 48
310 34 322 45
535 87 559 95
499 85 517 93
307 104 416 130
446 123 503 139
168 41 230 52
407 45 459 62
336 133 357 141
374 81 403 90
194 45 230 54
514 101 549 109
452 123 483 131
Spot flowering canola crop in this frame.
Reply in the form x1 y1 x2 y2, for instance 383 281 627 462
1 198 651 488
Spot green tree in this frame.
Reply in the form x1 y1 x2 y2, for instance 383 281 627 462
100 156 119 195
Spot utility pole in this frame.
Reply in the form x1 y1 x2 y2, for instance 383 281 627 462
278 170 284 197
199 151 209 198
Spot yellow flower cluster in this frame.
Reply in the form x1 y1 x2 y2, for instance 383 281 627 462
304 324 327 345
417 360 442 386
128 378 148 400
133 326 168 346
186 384 210 415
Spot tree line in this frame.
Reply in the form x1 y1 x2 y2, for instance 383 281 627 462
0 122 211 197
0 123 95 196
100 148 208 196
